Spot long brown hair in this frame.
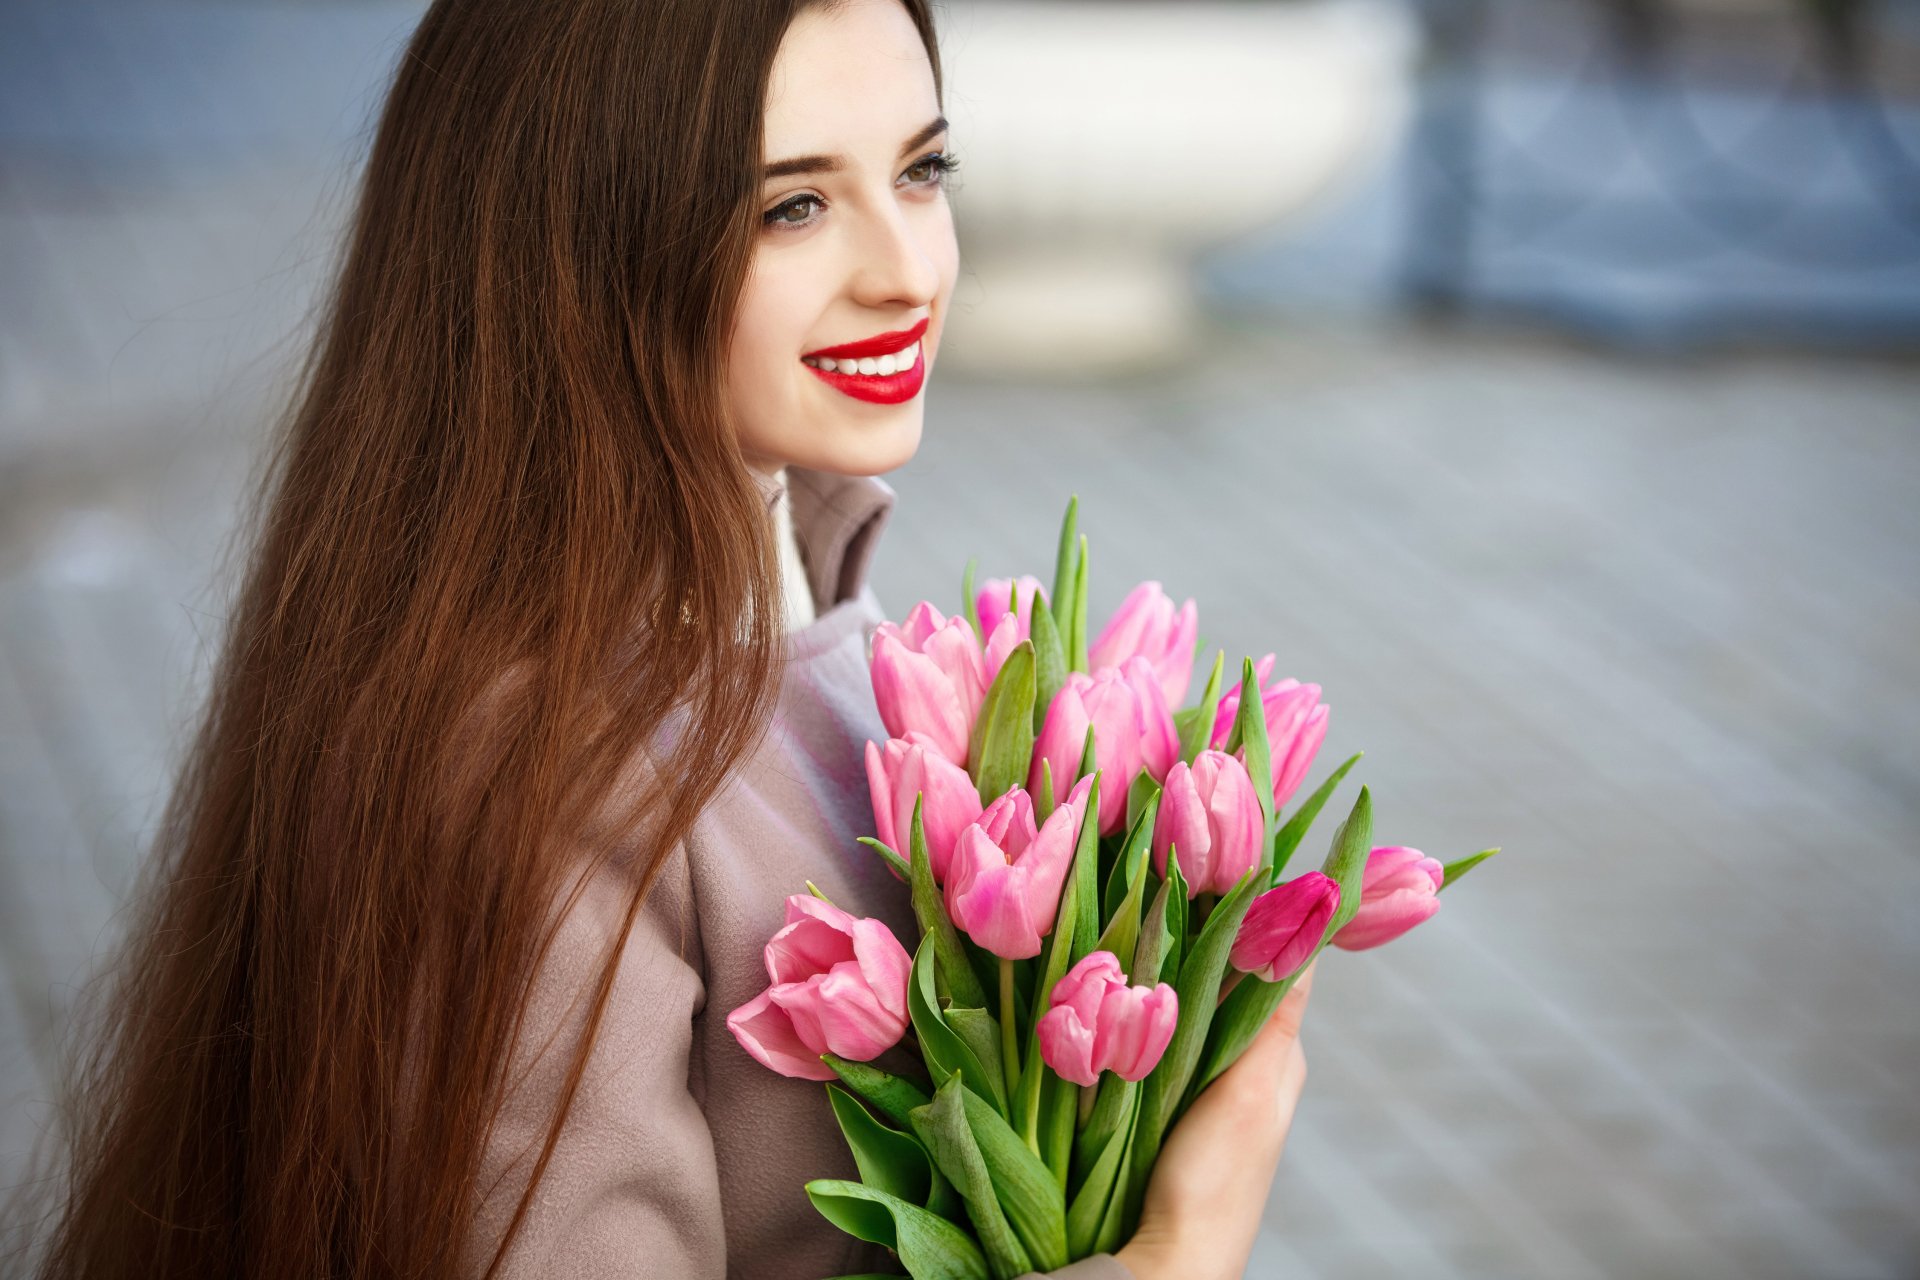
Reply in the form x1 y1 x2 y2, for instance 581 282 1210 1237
23 1 943 1276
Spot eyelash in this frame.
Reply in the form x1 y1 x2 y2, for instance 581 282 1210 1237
761 150 961 232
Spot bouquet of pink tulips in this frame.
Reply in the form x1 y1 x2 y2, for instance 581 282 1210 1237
727 498 1499 1280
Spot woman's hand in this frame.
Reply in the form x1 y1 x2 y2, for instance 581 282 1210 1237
1113 959 1317 1280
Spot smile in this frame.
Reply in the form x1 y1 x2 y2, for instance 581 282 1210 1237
801 342 926 405
799 316 931 405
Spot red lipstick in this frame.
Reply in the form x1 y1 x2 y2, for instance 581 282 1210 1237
801 316 931 405
804 344 926 405
802 316 929 360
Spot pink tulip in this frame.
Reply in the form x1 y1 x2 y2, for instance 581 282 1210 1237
1028 657 1180 836
1088 581 1200 710
726 895 913 1081
1151 750 1264 897
1035 950 1179 1087
865 736 985 885
871 601 991 767
1231 872 1340 982
977 575 1048 644
945 774 1096 959
1330 846 1443 951
1210 653 1329 813
981 610 1022 687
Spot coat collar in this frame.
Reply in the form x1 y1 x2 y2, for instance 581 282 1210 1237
753 465 896 616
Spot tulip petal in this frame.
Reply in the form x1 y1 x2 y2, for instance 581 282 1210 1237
727 988 836 1081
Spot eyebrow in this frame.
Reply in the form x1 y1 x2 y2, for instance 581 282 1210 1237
762 115 949 180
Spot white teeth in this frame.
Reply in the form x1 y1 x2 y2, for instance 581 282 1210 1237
804 341 920 375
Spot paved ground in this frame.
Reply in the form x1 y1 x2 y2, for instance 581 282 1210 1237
5 317 1916 1277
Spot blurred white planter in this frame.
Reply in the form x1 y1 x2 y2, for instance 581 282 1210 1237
935 0 1419 374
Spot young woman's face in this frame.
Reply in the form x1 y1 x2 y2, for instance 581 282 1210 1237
727 0 959 480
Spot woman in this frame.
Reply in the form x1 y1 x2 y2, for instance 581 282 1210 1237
29 1 1312 1277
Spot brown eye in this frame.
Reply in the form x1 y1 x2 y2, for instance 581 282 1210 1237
904 151 959 187
764 195 823 229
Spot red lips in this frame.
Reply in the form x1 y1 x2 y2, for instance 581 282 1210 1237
802 316 929 360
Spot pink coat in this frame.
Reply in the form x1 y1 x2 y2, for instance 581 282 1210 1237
462 466 1133 1280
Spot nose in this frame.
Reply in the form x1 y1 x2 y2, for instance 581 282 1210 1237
848 200 942 312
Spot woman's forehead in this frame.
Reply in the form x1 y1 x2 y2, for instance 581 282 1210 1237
763 0 936 161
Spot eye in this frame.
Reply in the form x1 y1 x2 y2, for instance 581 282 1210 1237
764 194 824 229
903 149 961 187
760 149 961 233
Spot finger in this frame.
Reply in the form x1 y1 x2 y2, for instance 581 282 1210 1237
1273 1039 1308 1128
1266 959 1318 1041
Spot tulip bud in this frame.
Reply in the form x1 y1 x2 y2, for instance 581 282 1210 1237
977 575 1048 644
1029 656 1179 836
870 601 991 767
1211 653 1329 813
726 896 913 1080
1330 846 1443 951
1151 750 1264 897
1035 950 1179 1087
945 774 1095 959
865 736 985 885
1231 872 1340 982
1087 581 1199 710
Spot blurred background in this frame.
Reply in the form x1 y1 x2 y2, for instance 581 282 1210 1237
2 0 1916 1276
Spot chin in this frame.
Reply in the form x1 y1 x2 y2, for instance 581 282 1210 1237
800 412 923 478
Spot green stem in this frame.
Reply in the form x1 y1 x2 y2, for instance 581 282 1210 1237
999 956 1021 1114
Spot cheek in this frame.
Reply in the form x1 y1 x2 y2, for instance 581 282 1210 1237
730 277 796 384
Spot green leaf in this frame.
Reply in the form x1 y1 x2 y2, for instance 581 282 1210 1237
1029 595 1068 740
1017 846 1084 1149
1102 791 1160 926
943 1007 1008 1112
1163 857 1189 984
1074 723 1098 791
822 1054 932 1131
909 796 989 1011
1039 1069 1077 1192
1033 758 1056 827
1124 767 1160 840
806 1179 990 1280
1174 650 1228 765
1097 1117 1140 1253
826 1084 934 1207
1065 1084 1137 1258
962 557 983 643
1441 846 1500 889
1223 658 1276 851
1191 968 1298 1103
1320 786 1374 937
968 640 1037 804
909 935 1006 1114
1070 767 1102 965
1126 866 1265 1220
1269 751 1362 881
909 1074 1033 1280
1070 1074 1135 1201
857 835 911 884
1050 495 1079 645
1094 848 1150 979
1070 535 1090 673
957 1082 1069 1270
1132 846 1182 988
